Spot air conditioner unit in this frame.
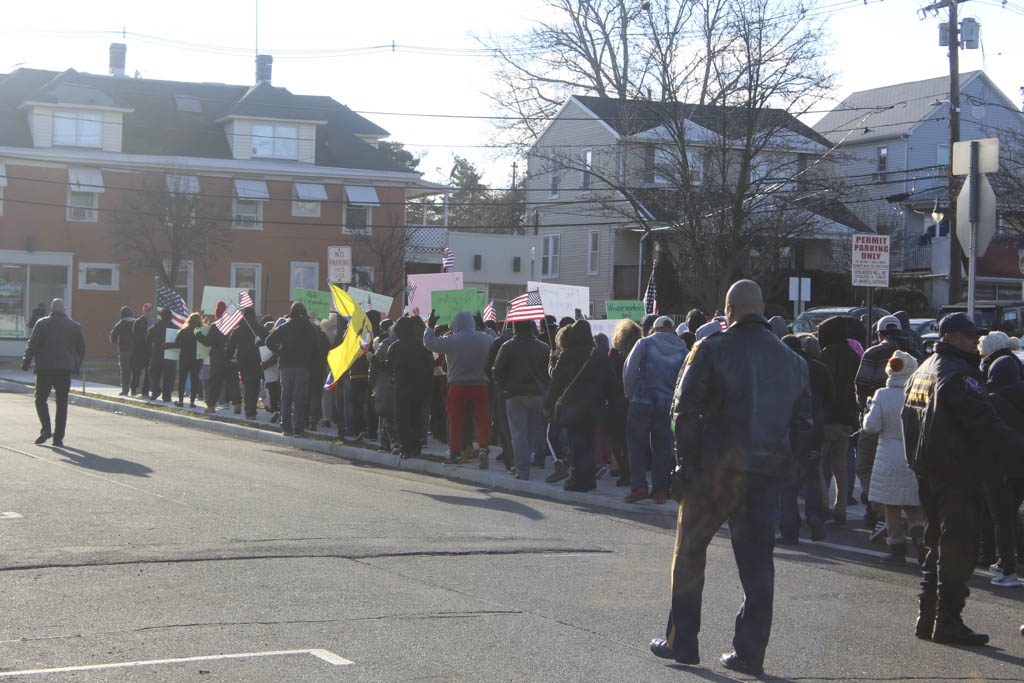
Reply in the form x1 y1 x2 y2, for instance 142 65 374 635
70 206 92 220
234 214 257 227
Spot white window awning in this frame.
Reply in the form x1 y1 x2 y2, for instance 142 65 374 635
344 185 380 206
166 174 200 194
234 178 269 200
0 163 7 188
294 182 328 202
68 167 104 193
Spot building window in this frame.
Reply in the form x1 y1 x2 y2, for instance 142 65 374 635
251 123 298 159
0 263 71 339
353 266 374 290
67 189 98 222
588 230 599 275
291 183 326 218
581 149 593 190
343 205 371 234
233 198 263 230
292 198 321 217
937 144 950 169
542 235 560 278
646 146 675 184
77 262 119 291
163 260 194 309
876 146 888 183
686 149 704 185
53 111 102 148
231 262 262 313
549 164 561 198
289 261 319 300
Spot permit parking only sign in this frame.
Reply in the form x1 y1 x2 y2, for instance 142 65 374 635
851 234 890 287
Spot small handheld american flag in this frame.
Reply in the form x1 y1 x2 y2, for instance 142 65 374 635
483 300 497 323
643 270 658 316
156 280 190 328
215 291 254 335
506 291 545 322
442 246 455 270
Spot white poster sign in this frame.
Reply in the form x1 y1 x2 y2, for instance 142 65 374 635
587 319 622 340
527 281 590 321
328 246 352 284
851 235 890 288
407 272 463 317
347 286 395 315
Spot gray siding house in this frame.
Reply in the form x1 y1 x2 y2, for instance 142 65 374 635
813 71 1024 306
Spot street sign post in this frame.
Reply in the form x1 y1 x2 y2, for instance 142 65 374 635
852 235 890 346
953 138 999 320
788 277 810 319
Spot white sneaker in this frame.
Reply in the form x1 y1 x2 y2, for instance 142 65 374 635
991 570 1020 587
990 563 1003 574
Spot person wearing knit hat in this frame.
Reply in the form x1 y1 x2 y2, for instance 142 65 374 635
675 322 688 337
861 350 926 565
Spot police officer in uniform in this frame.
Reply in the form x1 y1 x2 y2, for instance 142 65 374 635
649 280 812 676
902 313 1024 645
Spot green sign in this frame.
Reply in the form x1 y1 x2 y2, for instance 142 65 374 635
294 287 332 320
605 300 645 321
431 288 486 325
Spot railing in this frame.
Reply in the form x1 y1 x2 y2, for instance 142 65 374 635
405 225 447 259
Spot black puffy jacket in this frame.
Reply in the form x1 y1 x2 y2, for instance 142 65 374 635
266 317 319 370
902 342 1024 483
227 317 265 371
492 331 550 398
110 318 134 353
131 317 151 360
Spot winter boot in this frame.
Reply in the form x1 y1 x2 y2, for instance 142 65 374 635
909 525 927 565
915 577 937 640
932 616 989 646
881 541 906 565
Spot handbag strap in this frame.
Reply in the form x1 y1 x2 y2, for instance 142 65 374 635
561 348 595 397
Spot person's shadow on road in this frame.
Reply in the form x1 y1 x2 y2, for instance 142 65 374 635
50 444 154 478
402 489 544 520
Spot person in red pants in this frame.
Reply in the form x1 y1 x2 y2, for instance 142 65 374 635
424 310 497 468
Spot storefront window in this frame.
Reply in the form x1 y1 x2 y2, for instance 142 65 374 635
31 266 69 316
0 265 27 337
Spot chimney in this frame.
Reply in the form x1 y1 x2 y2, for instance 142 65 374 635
109 42 127 77
255 54 273 84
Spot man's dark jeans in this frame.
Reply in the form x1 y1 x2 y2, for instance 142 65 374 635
280 367 310 435
779 458 825 539
35 369 71 440
129 352 150 395
149 359 176 401
240 369 261 418
918 476 981 616
627 400 673 493
665 469 780 667
117 351 132 393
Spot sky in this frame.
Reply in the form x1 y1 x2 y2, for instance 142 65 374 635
0 0 1020 187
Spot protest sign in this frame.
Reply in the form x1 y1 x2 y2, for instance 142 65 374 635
527 281 590 321
200 286 241 314
163 328 179 361
347 286 395 315
259 346 278 383
407 272 463 317
605 300 644 321
587 319 622 340
431 289 486 325
195 326 212 361
294 287 332 320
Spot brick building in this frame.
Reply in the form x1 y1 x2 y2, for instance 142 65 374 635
0 46 444 357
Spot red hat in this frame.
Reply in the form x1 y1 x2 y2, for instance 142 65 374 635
215 301 228 319
142 302 154 310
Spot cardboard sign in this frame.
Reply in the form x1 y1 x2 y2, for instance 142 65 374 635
431 289 486 325
294 287 332 320
587 319 622 341
260 346 278 383
200 286 242 315
605 300 644 321
347 286 394 315
851 235 890 288
195 326 212 361
407 272 463 317
163 328 180 361
527 281 590 321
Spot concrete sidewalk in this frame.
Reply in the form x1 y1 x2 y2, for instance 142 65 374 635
0 369 685 518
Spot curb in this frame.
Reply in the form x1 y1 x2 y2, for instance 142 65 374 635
0 378 677 519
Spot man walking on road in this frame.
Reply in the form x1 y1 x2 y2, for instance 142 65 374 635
21 298 85 447
902 313 1024 646
650 280 811 676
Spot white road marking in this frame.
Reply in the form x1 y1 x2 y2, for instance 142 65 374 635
0 512 22 519
0 648 353 677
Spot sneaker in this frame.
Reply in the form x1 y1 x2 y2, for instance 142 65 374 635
545 461 569 483
624 487 649 503
649 638 699 665
652 490 667 505
808 517 827 542
595 464 609 480
477 447 489 470
991 570 1020 587
869 521 888 544
270 412 280 423
355 432 367 442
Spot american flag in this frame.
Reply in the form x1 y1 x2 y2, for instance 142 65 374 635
156 280 189 328
643 270 658 315
215 291 254 335
483 300 497 322
442 246 455 270
506 291 545 322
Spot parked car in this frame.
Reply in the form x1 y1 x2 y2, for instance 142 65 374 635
791 306 892 334
938 301 1024 335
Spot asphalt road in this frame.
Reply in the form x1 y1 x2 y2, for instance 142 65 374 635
0 389 1022 682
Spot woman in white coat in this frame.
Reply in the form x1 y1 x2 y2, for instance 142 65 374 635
862 350 926 564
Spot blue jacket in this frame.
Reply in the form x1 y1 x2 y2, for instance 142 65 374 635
622 330 688 406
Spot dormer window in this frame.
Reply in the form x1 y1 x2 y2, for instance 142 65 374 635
252 123 298 159
53 110 102 148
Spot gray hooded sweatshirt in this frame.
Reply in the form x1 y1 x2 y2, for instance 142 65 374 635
423 311 497 386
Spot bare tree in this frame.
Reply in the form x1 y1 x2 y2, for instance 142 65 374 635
110 174 231 290
345 213 410 300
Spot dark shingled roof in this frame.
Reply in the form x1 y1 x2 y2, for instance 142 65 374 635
572 95 832 149
0 67 407 173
